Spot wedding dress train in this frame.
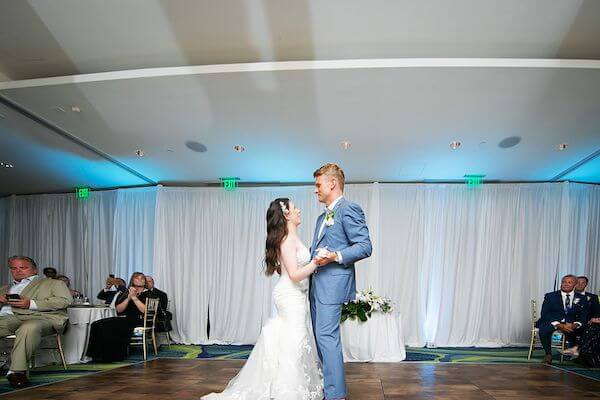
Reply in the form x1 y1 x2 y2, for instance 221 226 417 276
202 244 323 400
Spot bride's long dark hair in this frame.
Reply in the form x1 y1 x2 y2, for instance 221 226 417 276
264 198 290 276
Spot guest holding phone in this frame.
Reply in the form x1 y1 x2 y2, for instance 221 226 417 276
97 275 127 305
0 256 72 388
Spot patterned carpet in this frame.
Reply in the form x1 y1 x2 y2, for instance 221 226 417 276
0 345 597 394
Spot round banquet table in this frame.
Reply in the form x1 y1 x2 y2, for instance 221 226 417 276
341 312 406 362
63 306 117 364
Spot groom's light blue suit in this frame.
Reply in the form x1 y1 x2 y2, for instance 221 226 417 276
310 197 372 400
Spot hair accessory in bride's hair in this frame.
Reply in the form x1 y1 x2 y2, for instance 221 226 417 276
279 201 289 215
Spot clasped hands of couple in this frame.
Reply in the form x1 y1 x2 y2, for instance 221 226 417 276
312 247 338 268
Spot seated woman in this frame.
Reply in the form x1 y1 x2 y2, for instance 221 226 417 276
562 317 600 367
86 272 148 362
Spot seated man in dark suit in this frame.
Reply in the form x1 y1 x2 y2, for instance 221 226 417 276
536 274 588 364
576 276 600 320
97 276 127 305
145 276 172 332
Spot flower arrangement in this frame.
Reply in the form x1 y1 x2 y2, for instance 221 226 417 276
341 288 393 322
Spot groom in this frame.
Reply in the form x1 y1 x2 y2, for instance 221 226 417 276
310 163 372 400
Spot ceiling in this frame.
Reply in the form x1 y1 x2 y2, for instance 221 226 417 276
1 0 599 195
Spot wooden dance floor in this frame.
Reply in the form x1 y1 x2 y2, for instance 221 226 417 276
2 359 600 399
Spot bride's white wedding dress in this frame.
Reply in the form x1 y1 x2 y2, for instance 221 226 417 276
202 243 324 400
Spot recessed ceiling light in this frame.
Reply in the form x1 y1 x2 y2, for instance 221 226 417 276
558 143 568 151
0 162 14 168
233 145 245 153
185 141 207 153
450 140 461 150
498 136 522 149
341 140 351 150
135 149 145 157
71 106 81 113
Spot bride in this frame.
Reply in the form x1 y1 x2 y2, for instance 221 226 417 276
202 198 324 400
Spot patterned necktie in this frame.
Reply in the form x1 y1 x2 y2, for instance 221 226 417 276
565 294 571 312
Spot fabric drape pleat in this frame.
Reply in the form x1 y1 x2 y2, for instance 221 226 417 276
1 182 598 347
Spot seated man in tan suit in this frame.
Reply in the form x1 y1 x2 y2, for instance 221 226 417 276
0 256 72 388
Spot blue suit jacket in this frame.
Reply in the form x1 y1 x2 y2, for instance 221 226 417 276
536 291 588 327
310 197 372 304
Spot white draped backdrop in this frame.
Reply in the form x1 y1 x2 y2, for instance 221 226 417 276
0 182 599 347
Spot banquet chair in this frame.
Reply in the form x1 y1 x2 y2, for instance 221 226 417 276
1 324 68 371
129 297 160 360
156 300 172 349
528 299 566 363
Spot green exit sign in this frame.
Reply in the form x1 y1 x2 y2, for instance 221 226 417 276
75 187 90 198
464 174 485 188
220 177 239 191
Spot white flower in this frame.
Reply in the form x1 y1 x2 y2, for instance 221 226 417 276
352 288 393 315
279 201 289 214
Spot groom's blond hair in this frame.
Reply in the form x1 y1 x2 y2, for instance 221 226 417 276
313 163 345 192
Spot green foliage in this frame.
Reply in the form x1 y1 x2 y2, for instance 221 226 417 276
341 288 393 323
341 300 371 322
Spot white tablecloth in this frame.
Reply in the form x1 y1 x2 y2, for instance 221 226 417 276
341 312 406 362
63 306 116 364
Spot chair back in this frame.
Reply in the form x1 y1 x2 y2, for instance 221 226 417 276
144 297 160 330
530 299 538 327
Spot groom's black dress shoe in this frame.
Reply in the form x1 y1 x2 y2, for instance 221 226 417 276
7 372 29 388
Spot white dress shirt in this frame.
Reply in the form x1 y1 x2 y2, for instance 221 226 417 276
109 288 124 309
0 275 39 316
551 290 581 328
317 195 344 263
561 290 574 311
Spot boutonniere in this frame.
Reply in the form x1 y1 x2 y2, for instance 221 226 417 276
574 298 580 305
325 210 335 226
587 295 591 302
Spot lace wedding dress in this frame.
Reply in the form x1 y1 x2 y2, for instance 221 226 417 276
202 244 324 400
